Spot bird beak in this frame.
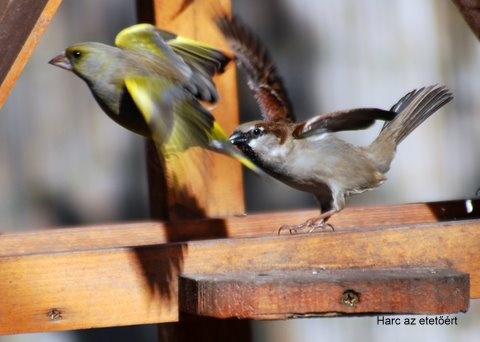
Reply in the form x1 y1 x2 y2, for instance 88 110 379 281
49 52 72 71
229 131 247 146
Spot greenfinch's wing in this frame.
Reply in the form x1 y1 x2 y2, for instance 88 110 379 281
166 34 233 103
123 75 191 151
154 27 232 99
154 28 231 76
157 27 233 104
116 23 193 88
116 24 175 58
116 23 230 103
124 75 262 173
165 35 231 76
173 102 264 174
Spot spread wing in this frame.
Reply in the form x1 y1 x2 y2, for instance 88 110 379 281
162 30 232 103
163 33 231 77
124 75 262 173
116 23 231 103
124 76 212 152
292 108 396 138
215 14 295 123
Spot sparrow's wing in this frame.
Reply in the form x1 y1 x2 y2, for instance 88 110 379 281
215 14 295 123
292 108 396 138
116 23 229 103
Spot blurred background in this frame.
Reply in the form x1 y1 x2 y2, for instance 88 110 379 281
1 0 479 341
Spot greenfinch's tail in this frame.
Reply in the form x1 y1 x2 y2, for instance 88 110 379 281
208 122 265 175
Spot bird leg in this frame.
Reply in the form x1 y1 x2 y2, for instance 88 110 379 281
278 209 336 235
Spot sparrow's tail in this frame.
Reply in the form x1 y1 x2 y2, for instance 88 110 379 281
368 85 453 173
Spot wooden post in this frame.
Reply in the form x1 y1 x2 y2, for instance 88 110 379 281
136 0 253 340
137 0 245 221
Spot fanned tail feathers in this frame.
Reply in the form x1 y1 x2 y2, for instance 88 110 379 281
369 85 453 173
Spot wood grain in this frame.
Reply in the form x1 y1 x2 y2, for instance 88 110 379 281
0 214 478 334
137 0 245 220
135 1 249 339
0 0 62 109
179 268 470 318
0 199 477 257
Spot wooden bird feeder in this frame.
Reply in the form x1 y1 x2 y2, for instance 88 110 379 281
0 0 478 340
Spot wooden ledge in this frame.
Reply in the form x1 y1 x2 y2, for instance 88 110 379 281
179 267 470 319
0 200 479 334
0 199 478 257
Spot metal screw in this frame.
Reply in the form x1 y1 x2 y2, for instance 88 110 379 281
47 308 63 321
341 289 360 307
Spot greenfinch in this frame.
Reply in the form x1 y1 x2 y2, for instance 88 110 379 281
49 23 259 172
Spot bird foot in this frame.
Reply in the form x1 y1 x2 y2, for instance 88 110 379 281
278 218 334 235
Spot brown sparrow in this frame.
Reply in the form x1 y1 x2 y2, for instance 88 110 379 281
216 15 453 232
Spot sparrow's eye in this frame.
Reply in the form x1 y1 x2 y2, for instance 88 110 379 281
252 127 263 136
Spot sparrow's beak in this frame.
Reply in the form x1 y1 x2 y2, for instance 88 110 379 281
229 131 248 146
49 52 72 71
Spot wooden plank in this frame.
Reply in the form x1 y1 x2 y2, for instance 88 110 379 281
0 199 477 257
0 0 62 109
179 268 470 319
136 0 245 220
0 219 478 334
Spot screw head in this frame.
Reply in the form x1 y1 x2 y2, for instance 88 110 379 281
341 289 360 307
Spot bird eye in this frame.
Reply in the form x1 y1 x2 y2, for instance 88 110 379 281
252 127 263 136
72 50 82 58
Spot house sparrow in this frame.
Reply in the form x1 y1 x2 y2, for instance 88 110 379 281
230 85 452 232
216 15 453 232
49 23 260 175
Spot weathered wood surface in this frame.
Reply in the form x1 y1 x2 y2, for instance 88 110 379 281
0 0 62 109
179 268 470 319
0 200 479 334
137 0 245 220
0 199 477 257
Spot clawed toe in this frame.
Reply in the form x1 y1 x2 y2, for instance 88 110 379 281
307 221 334 233
278 219 334 235
278 223 306 235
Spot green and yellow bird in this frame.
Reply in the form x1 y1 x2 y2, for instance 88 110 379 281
49 23 259 173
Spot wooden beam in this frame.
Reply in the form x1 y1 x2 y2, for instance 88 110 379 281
0 202 478 334
0 199 477 257
179 268 469 319
0 0 62 109
136 0 245 220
